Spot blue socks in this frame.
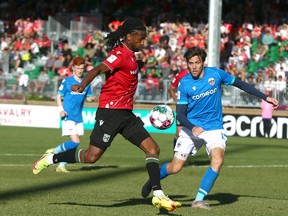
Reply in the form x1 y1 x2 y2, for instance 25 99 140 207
195 167 219 200
159 162 169 179
54 141 79 153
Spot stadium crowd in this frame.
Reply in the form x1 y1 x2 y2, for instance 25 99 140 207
0 0 287 106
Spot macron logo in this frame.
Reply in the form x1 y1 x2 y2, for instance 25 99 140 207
99 120 104 126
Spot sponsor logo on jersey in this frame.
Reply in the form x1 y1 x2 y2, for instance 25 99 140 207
99 120 104 126
107 54 117 63
208 78 215 85
192 87 218 100
192 86 196 91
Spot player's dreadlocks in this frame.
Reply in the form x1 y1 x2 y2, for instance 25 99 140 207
105 17 146 48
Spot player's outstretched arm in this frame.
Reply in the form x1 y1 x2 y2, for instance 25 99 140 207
71 63 110 93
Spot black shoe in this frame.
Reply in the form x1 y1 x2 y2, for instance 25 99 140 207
141 179 152 198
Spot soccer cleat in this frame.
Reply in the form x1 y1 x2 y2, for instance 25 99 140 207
152 196 181 212
141 179 152 198
33 153 51 174
56 165 70 173
191 200 211 210
45 148 55 154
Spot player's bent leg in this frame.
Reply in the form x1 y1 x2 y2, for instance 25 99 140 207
82 145 105 163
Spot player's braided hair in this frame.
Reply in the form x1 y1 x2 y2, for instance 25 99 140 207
105 17 146 48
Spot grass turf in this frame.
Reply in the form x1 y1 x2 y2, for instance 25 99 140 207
0 126 287 216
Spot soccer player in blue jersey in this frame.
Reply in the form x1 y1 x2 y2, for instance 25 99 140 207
46 57 95 173
142 46 279 209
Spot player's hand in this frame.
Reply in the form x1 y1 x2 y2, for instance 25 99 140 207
266 97 279 109
192 126 204 137
60 110 67 118
71 84 84 93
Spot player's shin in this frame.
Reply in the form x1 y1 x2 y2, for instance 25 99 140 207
52 148 78 163
195 167 219 200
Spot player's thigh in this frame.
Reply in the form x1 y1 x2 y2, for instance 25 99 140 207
89 108 124 150
175 128 205 157
62 120 78 136
122 113 150 147
75 122 84 136
199 129 227 155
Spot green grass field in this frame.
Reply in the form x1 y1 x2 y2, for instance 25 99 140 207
0 126 287 216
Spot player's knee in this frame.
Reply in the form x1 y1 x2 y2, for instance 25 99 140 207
84 150 101 163
147 145 160 155
84 154 99 163
211 159 224 172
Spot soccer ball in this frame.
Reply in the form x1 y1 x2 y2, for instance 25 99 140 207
149 105 175 130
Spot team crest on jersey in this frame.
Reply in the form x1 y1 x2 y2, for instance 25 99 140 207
103 133 111 143
208 78 215 85
107 54 117 63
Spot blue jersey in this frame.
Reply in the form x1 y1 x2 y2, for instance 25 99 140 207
58 76 93 123
177 67 235 131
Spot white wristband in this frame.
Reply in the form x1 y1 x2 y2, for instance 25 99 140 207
58 106 64 112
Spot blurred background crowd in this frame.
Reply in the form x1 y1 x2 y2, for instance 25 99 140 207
0 0 287 108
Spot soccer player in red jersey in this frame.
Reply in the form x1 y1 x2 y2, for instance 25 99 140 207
33 17 181 212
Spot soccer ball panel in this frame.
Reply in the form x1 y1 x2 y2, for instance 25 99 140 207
149 105 175 130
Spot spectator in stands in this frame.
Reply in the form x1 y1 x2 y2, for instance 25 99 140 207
262 30 276 50
252 42 268 62
33 68 50 97
108 17 122 32
275 75 286 105
276 66 286 80
168 63 180 80
225 57 237 76
265 63 277 78
234 56 246 81
52 54 65 75
275 58 287 75
30 38 40 58
83 30 93 46
84 43 96 60
14 18 24 36
145 49 158 69
143 69 160 100
62 43 72 58
38 34 51 55
264 75 276 97
45 53 56 71
93 44 107 64
154 43 167 65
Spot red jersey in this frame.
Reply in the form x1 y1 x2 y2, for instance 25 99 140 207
170 69 189 88
100 44 138 110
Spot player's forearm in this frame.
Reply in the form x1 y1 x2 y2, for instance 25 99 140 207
232 78 267 100
176 104 195 130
